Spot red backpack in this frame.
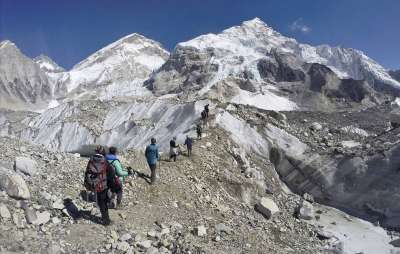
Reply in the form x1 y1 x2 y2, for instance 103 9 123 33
84 156 108 192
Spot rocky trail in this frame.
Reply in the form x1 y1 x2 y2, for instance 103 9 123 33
0 122 337 253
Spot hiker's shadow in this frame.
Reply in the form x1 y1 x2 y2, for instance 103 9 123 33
132 169 152 184
63 198 103 225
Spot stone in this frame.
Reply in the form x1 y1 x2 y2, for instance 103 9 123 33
297 200 314 220
0 172 30 199
215 223 232 235
146 247 159 254
160 228 170 235
119 233 132 241
255 197 280 219
194 225 207 236
206 142 212 148
310 122 322 131
303 193 314 203
14 157 38 176
25 208 38 224
137 240 153 249
12 213 24 228
52 199 64 210
341 140 361 148
52 217 61 224
0 203 11 219
25 209 51 225
116 241 130 252
316 229 334 240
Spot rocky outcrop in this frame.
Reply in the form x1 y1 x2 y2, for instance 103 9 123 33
0 167 30 199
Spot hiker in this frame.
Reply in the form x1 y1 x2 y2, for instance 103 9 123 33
84 146 116 225
184 135 193 157
201 110 208 127
106 146 132 209
145 138 159 184
196 124 203 140
169 137 180 162
204 104 210 118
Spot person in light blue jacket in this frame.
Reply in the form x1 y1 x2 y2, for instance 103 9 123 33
145 137 159 184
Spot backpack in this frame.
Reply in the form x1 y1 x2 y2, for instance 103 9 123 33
84 156 108 192
108 160 122 192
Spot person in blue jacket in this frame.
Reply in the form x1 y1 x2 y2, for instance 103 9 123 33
145 137 159 184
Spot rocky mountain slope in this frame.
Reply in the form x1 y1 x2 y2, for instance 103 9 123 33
0 41 54 111
1 126 398 254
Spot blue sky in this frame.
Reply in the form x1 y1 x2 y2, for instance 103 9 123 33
1 0 399 70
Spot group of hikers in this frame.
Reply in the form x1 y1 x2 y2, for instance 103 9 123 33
83 104 210 225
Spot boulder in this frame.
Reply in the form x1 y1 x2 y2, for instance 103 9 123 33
310 122 323 131
116 241 130 252
0 172 30 199
25 208 51 225
14 157 38 176
119 233 132 242
255 197 280 219
297 200 314 220
194 225 207 236
215 223 232 235
0 203 11 219
137 240 153 249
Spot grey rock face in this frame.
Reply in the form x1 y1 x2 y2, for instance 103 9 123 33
14 156 38 176
0 40 53 110
0 169 30 199
146 46 218 95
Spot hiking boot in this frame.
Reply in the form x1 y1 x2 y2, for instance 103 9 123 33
102 218 112 226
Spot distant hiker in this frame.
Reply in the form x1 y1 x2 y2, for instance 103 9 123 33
204 104 210 118
106 146 132 209
201 110 208 127
196 124 203 140
169 137 180 162
184 135 193 157
84 146 115 225
145 138 159 184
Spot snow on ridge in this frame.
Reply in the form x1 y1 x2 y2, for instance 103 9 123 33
176 18 400 90
72 33 168 71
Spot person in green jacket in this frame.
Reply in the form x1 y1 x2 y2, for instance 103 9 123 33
106 146 132 208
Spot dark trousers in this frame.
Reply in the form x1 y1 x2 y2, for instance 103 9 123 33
110 188 123 206
149 164 157 184
170 154 177 162
97 189 110 222
187 147 192 156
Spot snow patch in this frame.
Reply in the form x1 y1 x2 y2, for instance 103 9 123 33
231 89 298 111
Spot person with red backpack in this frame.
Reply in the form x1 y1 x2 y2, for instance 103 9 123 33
84 146 116 226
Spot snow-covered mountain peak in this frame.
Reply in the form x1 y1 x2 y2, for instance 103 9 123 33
0 40 20 52
73 33 168 71
63 33 169 96
34 54 65 73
